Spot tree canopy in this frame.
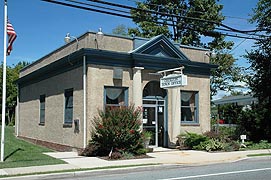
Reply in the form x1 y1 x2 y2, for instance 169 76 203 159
246 0 271 105
112 24 128 36
0 61 29 125
237 0 271 141
130 0 224 46
129 0 243 96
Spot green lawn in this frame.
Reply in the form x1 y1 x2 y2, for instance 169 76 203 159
247 153 271 157
0 126 66 169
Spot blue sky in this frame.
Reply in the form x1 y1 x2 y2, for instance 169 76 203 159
0 0 258 68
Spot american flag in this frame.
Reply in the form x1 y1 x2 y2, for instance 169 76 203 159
7 20 17 56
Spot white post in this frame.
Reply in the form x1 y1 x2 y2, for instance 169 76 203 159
83 56 87 148
1 0 8 162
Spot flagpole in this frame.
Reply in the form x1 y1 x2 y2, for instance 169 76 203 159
1 0 8 162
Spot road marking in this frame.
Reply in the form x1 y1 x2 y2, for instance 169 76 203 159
158 167 271 180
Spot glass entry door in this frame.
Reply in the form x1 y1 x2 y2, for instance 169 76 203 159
143 99 165 147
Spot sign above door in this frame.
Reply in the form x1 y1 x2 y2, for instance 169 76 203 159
158 66 187 89
160 74 187 88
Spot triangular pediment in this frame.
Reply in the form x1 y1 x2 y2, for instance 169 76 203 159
131 35 190 61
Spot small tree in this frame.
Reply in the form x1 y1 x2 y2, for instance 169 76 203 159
112 24 128 36
238 0 271 142
0 61 29 125
89 105 144 156
237 103 271 142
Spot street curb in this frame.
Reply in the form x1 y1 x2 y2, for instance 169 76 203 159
0 163 163 180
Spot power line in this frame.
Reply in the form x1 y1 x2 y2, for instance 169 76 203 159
230 38 248 53
224 15 250 21
69 0 261 38
87 0 263 34
42 0 131 18
128 0 251 21
229 33 258 53
86 0 266 39
41 0 266 40
66 0 130 14
82 0 265 39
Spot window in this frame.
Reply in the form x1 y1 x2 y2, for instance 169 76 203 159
64 89 73 125
104 87 128 108
39 95 45 125
143 81 167 98
181 91 199 124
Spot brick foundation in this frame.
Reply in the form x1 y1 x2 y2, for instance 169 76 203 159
18 136 76 152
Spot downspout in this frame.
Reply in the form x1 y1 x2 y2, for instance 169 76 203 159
83 55 87 148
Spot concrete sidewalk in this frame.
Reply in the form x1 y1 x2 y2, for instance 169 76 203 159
1 148 271 177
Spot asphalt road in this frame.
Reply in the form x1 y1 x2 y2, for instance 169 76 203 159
10 157 271 180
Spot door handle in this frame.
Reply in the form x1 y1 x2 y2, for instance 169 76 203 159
159 126 163 133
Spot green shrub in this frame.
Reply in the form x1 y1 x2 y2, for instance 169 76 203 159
79 142 99 156
207 126 240 140
223 140 240 151
136 148 148 155
178 131 242 152
194 139 225 152
237 103 271 142
121 151 134 159
110 152 123 159
243 140 271 150
183 132 209 149
219 126 239 140
204 131 221 139
89 105 144 156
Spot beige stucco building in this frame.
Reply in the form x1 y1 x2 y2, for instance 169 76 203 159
16 32 217 150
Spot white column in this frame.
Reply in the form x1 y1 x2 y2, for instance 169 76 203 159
132 67 144 108
171 87 180 144
133 67 144 130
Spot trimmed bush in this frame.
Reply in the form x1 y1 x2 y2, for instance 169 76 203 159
79 142 99 156
89 105 144 156
183 132 209 149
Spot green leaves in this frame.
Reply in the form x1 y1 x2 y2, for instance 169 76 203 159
194 138 225 152
210 52 244 96
182 132 209 149
130 0 224 44
0 61 28 125
246 0 271 104
91 105 144 156
237 103 271 141
129 0 241 97
250 0 271 34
